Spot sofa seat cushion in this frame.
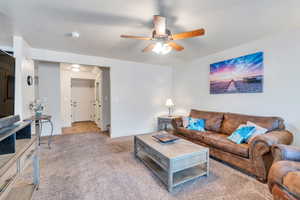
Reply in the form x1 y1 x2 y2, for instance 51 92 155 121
220 113 284 135
283 171 300 197
189 109 224 132
176 127 249 158
202 133 250 158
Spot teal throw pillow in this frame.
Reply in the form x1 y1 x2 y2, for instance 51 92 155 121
228 126 256 144
187 118 205 132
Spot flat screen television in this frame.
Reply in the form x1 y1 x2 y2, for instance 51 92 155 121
0 50 15 118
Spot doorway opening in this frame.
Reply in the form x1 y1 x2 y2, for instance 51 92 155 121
60 64 111 136
71 78 95 123
62 78 100 134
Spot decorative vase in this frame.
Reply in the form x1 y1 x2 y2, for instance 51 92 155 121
35 112 42 118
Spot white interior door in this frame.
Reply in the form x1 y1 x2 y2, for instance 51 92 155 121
71 78 95 122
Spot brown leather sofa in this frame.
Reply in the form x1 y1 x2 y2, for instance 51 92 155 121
268 144 300 200
172 109 293 182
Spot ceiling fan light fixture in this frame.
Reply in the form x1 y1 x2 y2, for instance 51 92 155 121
152 42 171 55
120 15 205 54
161 44 172 55
152 42 163 54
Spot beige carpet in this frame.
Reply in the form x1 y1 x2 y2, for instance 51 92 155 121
31 133 272 200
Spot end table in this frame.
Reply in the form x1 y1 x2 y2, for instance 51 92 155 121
28 115 54 149
158 115 181 131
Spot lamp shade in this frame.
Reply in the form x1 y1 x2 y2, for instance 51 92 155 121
165 99 174 107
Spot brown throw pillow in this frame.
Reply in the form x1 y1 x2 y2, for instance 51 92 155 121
189 110 224 132
205 116 223 132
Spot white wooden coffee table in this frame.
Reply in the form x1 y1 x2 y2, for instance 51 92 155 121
134 132 209 192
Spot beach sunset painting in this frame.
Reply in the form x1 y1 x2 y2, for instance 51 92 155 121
210 52 263 94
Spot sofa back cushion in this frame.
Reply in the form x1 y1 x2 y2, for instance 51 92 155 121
189 109 224 132
220 113 285 135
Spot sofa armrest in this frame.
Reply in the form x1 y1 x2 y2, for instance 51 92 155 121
250 130 294 156
272 144 300 162
171 117 183 130
249 130 293 181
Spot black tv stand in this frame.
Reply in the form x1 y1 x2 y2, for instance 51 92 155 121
0 121 32 155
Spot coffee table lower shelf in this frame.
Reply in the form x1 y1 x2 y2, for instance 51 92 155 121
136 151 208 192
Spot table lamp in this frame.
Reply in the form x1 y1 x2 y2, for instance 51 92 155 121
165 98 174 116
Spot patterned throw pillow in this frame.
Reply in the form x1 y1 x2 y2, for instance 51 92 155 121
228 125 256 144
182 116 190 128
187 118 205 132
246 121 268 143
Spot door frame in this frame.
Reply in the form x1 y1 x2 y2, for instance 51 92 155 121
60 64 106 130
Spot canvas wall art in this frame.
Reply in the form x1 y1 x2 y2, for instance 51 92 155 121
210 52 263 94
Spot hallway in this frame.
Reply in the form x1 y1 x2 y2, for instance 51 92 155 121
62 121 101 134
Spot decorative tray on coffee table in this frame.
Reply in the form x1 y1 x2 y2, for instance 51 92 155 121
152 132 179 143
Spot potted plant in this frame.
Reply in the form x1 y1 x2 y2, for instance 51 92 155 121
29 99 45 118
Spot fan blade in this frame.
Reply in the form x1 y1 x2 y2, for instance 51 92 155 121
171 29 205 40
120 35 152 40
167 42 184 51
142 44 156 52
153 15 166 36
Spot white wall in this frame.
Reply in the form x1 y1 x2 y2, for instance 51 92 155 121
111 63 172 137
173 30 300 147
13 36 35 119
38 61 62 136
31 49 172 138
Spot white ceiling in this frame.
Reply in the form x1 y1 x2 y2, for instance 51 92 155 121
0 0 300 65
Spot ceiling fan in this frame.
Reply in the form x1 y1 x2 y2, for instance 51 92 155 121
120 15 205 54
